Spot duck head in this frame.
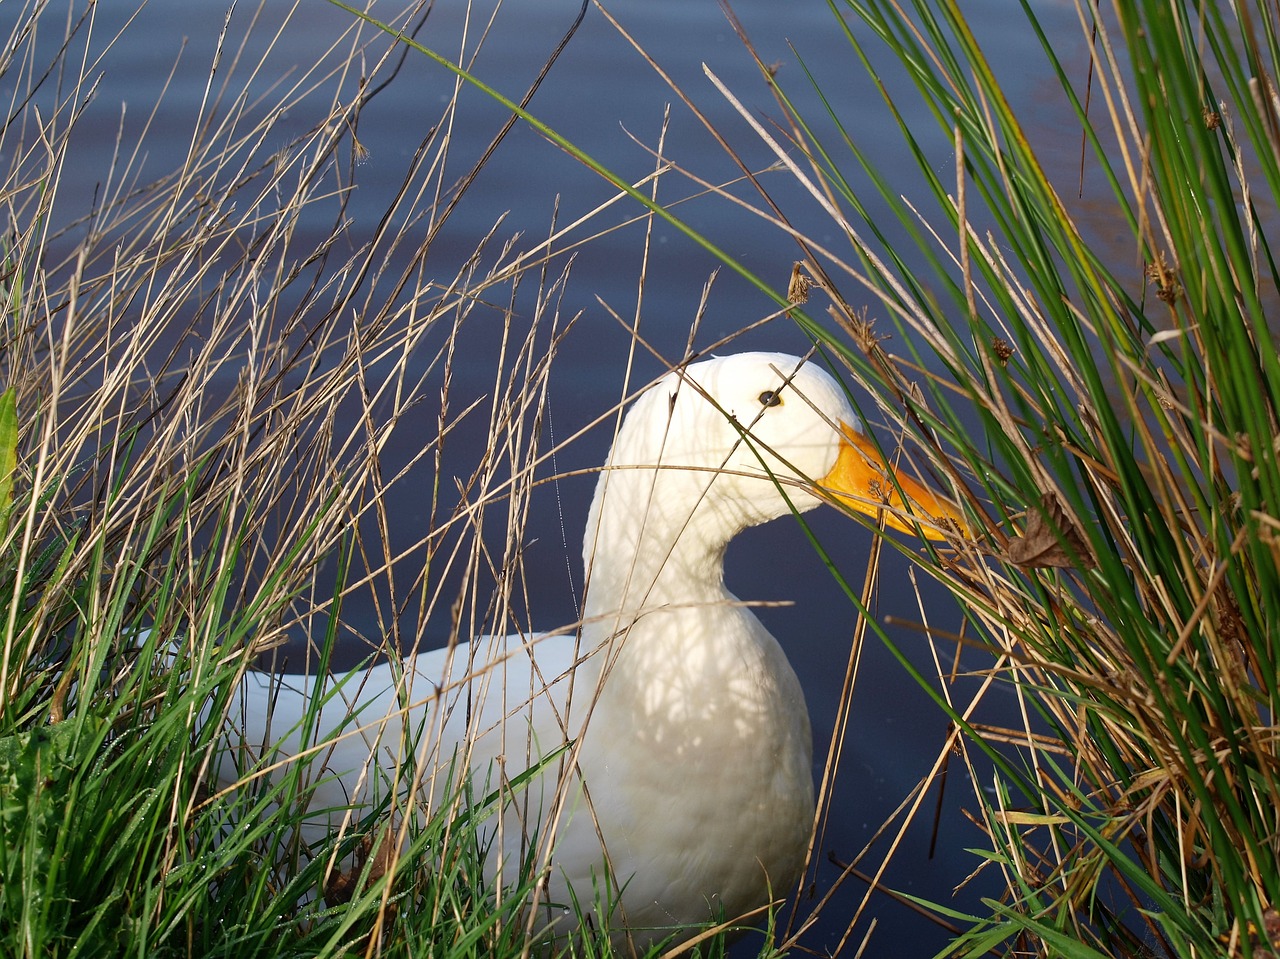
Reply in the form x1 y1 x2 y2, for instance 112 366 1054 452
587 352 966 551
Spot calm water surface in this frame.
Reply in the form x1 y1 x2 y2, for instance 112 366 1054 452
19 2 1095 954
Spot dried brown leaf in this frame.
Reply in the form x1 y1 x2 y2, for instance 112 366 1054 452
1005 493 1097 569
787 261 812 304
323 822 398 907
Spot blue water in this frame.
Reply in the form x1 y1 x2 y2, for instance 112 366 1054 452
10 1 1094 954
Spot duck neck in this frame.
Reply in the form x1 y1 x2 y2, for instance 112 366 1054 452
581 466 736 627
574 464 807 775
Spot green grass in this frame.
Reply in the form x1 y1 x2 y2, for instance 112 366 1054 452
0 3 660 956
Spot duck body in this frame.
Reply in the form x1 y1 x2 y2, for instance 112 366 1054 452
215 352 962 946
226 599 810 941
570 601 812 932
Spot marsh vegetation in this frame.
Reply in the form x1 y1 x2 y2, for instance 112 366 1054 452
2 1 1278 957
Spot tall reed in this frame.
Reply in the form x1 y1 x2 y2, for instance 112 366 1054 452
0 3 615 956
621 1 1280 955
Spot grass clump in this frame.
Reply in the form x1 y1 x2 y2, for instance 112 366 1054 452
636 0 1280 955
0 2 633 956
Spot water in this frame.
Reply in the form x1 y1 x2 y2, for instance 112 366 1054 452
10 1 1094 954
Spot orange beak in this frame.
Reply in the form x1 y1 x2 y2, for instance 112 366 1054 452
819 423 967 541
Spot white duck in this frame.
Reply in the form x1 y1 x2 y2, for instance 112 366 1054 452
215 352 964 948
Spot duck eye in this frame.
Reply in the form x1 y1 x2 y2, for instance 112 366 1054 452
758 389 783 408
